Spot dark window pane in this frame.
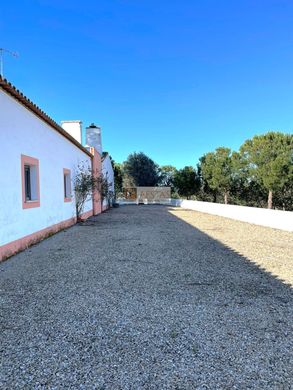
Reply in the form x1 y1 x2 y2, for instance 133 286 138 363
64 175 67 197
24 165 31 201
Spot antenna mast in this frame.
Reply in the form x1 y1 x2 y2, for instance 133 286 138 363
0 48 18 78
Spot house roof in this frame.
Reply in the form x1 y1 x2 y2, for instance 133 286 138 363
0 76 92 158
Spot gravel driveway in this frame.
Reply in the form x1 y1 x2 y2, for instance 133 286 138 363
1 205 292 389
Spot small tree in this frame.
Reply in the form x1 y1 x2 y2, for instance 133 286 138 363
73 162 100 220
98 172 114 209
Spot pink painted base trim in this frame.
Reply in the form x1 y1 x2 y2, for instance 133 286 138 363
0 209 94 261
80 209 94 219
102 203 112 212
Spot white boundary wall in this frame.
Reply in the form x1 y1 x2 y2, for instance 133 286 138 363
171 199 293 232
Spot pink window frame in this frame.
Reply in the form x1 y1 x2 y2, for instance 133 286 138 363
21 154 40 209
63 168 72 202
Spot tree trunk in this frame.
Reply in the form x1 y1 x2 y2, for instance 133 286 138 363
76 204 79 219
224 191 228 205
267 190 273 209
213 191 217 203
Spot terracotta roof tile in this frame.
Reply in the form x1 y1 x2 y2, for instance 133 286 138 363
0 76 92 158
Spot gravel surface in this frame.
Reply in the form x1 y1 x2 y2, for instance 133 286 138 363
0 205 292 389
169 208 293 287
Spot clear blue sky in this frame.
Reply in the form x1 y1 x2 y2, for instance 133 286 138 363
2 0 293 168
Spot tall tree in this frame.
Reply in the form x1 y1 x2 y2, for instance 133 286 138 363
123 152 160 186
196 162 218 202
109 156 123 194
229 151 267 207
239 132 293 209
159 165 177 189
200 147 234 204
114 162 123 193
174 166 200 199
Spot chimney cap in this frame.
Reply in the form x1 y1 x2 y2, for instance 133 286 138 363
87 122 100 128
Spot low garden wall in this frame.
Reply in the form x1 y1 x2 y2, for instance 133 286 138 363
171 199 293 232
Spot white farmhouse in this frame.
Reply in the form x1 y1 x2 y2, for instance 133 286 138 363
0 77 111 261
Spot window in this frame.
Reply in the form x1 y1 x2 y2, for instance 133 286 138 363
21 155 40 209
63 168 72 202
24 165 31 201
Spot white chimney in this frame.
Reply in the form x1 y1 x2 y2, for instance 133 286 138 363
61 120 82 144
86 123 102 154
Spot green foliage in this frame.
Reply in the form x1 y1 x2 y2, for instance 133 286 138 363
171 191 180 199
174 166 200 199
228 151 268 207
74 162 114 218
200 147 233 203
239 132 293 208
123 152 161 186
240 132 292 190
111 131 292 210
98 172 114 207
196 163 218 202
274 183 293 210
73 162 99 219
110 157 123 195
159 165 178 189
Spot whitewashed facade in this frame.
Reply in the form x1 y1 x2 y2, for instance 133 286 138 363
102 153 115 208
0 78 102 260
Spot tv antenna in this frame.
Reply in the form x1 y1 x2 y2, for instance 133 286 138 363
0 48 19 78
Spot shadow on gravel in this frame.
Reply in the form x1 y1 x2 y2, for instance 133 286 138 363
167 206 293 289
153 205 293 294
0 204 292 389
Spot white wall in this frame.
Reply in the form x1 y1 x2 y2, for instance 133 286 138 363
171 199 293 232
102 155 114 207
0 90 92 246
61 120 82 143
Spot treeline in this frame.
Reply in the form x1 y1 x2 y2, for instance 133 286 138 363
112 131 293 210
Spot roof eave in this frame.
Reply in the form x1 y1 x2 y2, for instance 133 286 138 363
0 76 92 158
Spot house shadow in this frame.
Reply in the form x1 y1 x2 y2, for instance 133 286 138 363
108 204 293 299
167 205 292 287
